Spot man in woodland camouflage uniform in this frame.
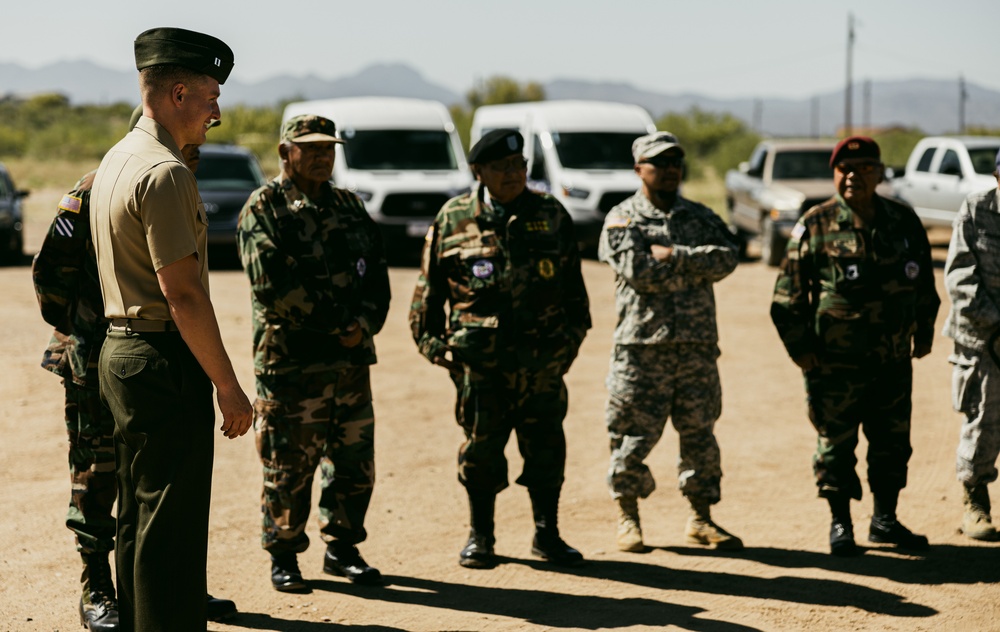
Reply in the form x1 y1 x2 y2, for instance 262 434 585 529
600 131 743 553
237 114 390 592
33 106 233 631
771 136 939 556
941 148 1000 542
409 129 591 569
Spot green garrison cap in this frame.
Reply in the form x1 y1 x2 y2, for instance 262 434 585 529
134 27 234 84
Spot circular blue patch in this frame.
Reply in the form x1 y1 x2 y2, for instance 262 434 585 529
356 257 367 277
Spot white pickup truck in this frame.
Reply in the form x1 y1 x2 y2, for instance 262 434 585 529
890 136 1000 227
725 140 836 266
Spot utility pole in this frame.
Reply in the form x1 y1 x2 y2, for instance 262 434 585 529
959 74 968 134
863 79 871 132
845 12 854 136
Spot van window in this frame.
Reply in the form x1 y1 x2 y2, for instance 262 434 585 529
550 132 640 170
969 146 1000 175
915 148 935 172
343 130 457 170
195 154 267 191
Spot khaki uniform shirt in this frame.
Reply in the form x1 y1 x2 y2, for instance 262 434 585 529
90 116 208 320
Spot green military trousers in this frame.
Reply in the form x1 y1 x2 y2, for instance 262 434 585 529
805 357 914 501
100 330 214 632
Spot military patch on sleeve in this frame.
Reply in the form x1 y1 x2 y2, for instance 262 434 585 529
55 216 75 238
58 194 83 214
605 217 630 229
791 224 806 240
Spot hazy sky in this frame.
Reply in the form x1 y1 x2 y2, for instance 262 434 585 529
5 0 998 99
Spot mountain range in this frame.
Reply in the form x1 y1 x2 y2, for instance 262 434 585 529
1 60 997 137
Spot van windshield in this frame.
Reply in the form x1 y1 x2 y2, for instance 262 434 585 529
342 130 458 170
551 132 641 170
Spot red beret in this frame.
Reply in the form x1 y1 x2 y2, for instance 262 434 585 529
830 136 880 168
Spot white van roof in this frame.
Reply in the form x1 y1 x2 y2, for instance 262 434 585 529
473 100 655 133
282 97 456 131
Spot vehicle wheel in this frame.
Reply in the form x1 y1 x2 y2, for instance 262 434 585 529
760 217 785 267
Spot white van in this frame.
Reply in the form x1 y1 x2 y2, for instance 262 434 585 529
470 100 656 251
281 97 473 258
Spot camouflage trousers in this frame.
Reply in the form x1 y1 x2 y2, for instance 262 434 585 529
64 380 117 554
950 346 1000 487
805 357 913 500
605 344 723 505
255 366 375 554
450 364 568 494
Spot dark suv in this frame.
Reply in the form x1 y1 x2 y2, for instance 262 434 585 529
194 144 268 256
0 162 28 264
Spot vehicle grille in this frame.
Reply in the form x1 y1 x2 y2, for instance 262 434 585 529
380 193 450 218
599 191 633 214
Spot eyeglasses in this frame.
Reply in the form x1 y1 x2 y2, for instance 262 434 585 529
834 161 880 175
483 156 528 173
641 156 685 170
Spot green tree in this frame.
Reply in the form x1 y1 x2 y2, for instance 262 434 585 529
655 107 761 179
451 76 545 151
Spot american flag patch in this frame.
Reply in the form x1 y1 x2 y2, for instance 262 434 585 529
606 217 631 229
58 194 83 213
55 217 74 238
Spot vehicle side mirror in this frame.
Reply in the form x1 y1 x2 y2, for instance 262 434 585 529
16 189 29 199
738 161 750 174
883 167 895 180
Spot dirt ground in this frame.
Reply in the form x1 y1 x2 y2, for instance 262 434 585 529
2 201 999 632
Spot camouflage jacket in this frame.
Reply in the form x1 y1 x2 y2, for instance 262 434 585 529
32 171 107 387
942 187 1000 352
409 183 591 373
237 175 390 375
771 194 940 363
598 191 737 345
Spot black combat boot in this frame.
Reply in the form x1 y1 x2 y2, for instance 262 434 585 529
270 552 308 592
827 494 860 557
528 487 584 566
869 487 929 551
459 491 498 568
79 552 119 632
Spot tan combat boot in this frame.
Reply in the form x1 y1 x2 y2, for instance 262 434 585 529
686 503 744 550
615 496 644 552
961 484 998 541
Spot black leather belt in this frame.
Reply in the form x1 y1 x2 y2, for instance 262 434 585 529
108 318 179 333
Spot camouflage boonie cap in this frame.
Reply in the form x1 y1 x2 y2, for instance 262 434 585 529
632 131 684 163
281 115 345 144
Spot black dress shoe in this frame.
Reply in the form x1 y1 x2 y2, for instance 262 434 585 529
323 543 383 585
206 594 238 621
531 532 585 567
79 595 119 631
459 533 498 569
271 553 309 592
868 517 929 550
829 520 861 557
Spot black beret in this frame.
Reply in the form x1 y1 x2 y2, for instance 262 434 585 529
468 129 524 164
134 27 234 84
830 136 880 167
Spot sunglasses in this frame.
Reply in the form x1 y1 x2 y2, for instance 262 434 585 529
834 161 880 175
641 156 685 169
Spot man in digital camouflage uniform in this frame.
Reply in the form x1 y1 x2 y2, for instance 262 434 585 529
941 148 1000 542
409 129 591 569
771 136 940 556
33 105 232 631
237 114 391 592
599 131 743 553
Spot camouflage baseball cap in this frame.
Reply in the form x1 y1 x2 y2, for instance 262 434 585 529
632 131 684 162
281 115 345 144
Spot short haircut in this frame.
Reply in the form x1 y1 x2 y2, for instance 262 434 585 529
139 64 205 100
